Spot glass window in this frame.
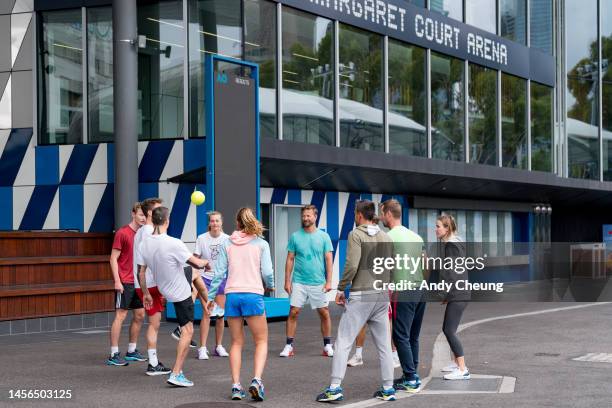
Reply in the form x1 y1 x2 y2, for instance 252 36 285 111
388 40 426 156
38 9 83 145
531 82 553 172
281 7 334 145
501 73 527 169
566 0 599 180
602 1 612 180
431 52 464 161
466 0 496 34
430 0 463 22
500 0 526 45
244 0 277 139
138 0 185 140
87 7 113 143
408 0 425 6
188 0 241 138
468 64 497 165
530 0 553 54
339 24 383 151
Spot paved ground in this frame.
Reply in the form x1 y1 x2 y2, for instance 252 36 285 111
1 302 611 408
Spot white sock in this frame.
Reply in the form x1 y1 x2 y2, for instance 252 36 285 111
232 383 241 389
355 347 363 358
128 343 137 353
110 346 119 356
392 350 399 359
383 385 394 392
148 349 158 367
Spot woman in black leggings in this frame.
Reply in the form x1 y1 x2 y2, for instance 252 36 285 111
435 214 471 380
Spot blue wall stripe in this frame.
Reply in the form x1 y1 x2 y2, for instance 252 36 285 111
0 187 12 230
59 185 84 231
196 183 207 236
35 146 59 185
138 183 159 201
326 191 338 241
19 185 58 230
287 189 301 205
270 188 287 204
360 193 372 201
0 128 33 186
168 183 192 239
139 140 174 182
183 139 206 173
311 190 325 227
60 144 98 184
89 184 114 232
107 143 115 183
340 193 360 240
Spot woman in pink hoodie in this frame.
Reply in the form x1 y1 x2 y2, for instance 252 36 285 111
207 207 274 402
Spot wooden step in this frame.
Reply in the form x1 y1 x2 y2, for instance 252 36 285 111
0 232 113 258
1 256 112 287
0 281 114 297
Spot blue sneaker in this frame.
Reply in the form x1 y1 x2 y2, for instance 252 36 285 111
249 378 265 401
231 386 247 400
393 375 419 393
373 387 396 401
125 349 147 362
106 352 128 366
167 372 194 387
415 374 422 387
316 386 344 402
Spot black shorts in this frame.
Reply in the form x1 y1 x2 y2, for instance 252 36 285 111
173 296 194 327
116 283 143 310
184 266 192 285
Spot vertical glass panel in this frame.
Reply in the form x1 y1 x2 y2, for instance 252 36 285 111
39 9 83 145
430 0 463 22
466 0 496 34
407 0 425 6
500 0 526 45
137 0 185 140
468 63 497 165
244 0 277 139
339 24 383 151
566 0 599 179
188 0 241 138
531 82 553 172
281 7 334 145
388 39 426 156
530 0 553 54
602 1 612 180
431 52 464 161
501 73 527 168
87 7 113 143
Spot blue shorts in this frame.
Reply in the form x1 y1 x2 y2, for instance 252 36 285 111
225 293 265 317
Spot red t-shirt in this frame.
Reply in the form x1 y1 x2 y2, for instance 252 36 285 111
112 224 137 284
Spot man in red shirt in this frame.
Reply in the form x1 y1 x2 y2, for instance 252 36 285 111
106 203 147 366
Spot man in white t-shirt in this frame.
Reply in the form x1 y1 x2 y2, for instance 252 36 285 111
139 206 210 388
133 197 170 376
193 211 230 360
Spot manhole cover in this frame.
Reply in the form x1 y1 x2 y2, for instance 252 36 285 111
176 403 255 408
534 352 560 357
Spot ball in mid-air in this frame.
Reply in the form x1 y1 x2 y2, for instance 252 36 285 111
191 190 206 206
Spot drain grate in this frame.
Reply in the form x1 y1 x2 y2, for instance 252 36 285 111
534 352 560 357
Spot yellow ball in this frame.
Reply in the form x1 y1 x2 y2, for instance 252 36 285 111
191 190 206 206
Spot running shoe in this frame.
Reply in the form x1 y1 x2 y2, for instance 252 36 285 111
373 387 396 401
171 326 197 348
125 349 147 362
441 362 459 372
415 374 422 387
106 352 128 366
443 368 471 380
231 386 246 400
215 345 229 357
393 375 419 393
279 344 294 357
347 354 363 367
323 344 334 357
146 362 171 376
167 371 194 387
198 347 209 360
316 386 344 402
248 378 265 401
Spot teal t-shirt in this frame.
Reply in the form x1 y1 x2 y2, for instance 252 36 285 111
287 229 333 286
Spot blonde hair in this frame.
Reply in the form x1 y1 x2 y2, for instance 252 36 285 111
437 213 457 240
236 207 264 236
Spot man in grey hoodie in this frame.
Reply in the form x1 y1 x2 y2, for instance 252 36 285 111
316 200 397 403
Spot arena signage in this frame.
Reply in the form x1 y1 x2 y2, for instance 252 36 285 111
274 0 555 87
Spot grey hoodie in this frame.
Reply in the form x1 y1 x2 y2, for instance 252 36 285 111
338 224 394 293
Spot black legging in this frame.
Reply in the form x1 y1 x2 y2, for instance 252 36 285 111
442 301 468 358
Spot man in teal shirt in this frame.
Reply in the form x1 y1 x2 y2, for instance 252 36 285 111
279 205 334 358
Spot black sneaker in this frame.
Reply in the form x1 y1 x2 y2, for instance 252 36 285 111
171 326 197 348
146 362 172 376
106 352 129 366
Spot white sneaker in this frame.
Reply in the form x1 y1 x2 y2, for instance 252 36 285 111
443 368 471 380
197 347 209 360
323 344 334 357
393 354 401 368
215 345 229 357
279 344 294 357
347 354 363 367
441 363 459 372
